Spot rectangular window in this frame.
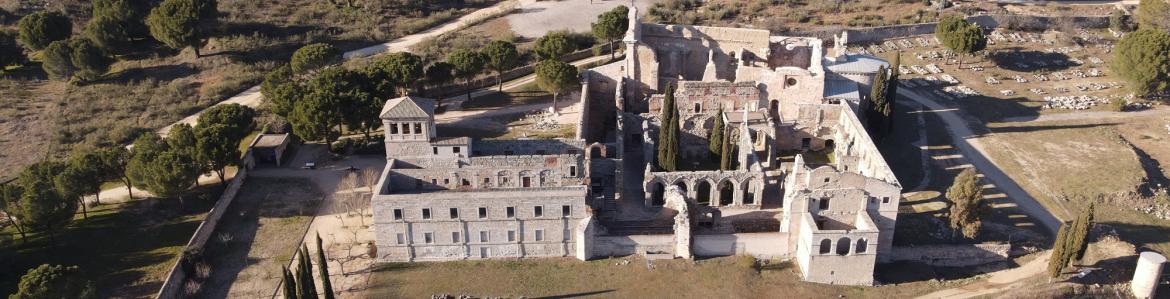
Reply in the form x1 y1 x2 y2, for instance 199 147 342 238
569 165 577 176
414 123 422 134
506 207 515 218
882 197 890 204
507 230 516 242
389 123 399 134
564 229 571 241
401 123 409 134
451 232 461 243
424 232 434 244
479 231 489 242
478 207 487 219
422 208 431 220
562 205 571 217
819 198 830 210
534 206 543 218
396 233 405 244
433 147 439 155
534 229 544 241
453 147 461 153
522 177 532 187
449 208 459 219
393 209 403 220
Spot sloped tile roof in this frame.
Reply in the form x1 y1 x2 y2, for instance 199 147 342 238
380 96 436 119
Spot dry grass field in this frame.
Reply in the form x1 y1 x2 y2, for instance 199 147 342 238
0 0 497 181
365 256 951 298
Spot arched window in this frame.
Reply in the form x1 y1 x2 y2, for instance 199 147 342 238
836 237 851 255
856 238 868 254
651 182 666 206
819 239 832 254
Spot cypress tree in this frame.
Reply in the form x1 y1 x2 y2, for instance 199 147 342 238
316 233 335 299
297 244 319 299
282 266 298 299
719 127 733 171
657 84 679 171
1069 201 1096 262
708 108 725 164
1047 221 1072 278
884 52 900 134
867 65 889 137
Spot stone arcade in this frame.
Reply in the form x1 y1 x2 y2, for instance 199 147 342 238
371 7 899 285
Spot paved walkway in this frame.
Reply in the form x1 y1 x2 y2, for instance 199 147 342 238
898 88 1062 234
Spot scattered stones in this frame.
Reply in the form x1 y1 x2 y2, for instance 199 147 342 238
1042 95 1111 110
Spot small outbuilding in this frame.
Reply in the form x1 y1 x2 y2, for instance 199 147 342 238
249 133 292 167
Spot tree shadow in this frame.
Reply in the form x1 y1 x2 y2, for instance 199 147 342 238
988 48 1074 72
984 122 1118 135
102 63 199 85
1097 222 1170 252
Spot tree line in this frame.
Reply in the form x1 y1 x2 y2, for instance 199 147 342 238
0 104 255 245
0 0 218 83
257 5 637 150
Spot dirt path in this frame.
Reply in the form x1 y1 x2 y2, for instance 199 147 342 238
156 0 531 137
897 88 1062 234
999 106 1170 124
915 251 1050 299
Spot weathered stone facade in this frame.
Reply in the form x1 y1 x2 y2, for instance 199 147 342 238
371 6 901 286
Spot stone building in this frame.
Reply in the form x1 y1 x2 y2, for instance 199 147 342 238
371 6 899 286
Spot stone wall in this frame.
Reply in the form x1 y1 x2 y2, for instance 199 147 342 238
890 244 1011 267
156 151 255 299
384 154 585 192
372 187 588 261
472 139 587 156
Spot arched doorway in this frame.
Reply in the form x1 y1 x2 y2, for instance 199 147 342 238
696 180 712 205
819 239 832 254
742 180 755 205
718 180 734 206
674 181 687 197
855 238 868 254
770 99 779 114
650 182 665 206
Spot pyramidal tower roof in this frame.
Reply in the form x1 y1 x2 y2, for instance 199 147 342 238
380 96 436 119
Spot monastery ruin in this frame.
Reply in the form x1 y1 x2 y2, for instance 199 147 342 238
372 6 899 285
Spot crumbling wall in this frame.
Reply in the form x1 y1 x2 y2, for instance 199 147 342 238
890 244 1011 267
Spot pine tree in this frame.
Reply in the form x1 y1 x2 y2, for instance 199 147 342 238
708 108 725 162
282 266 298 299
1047 222 1072 278
656 84 678 171
1068 201 1096 262
316 233 335 299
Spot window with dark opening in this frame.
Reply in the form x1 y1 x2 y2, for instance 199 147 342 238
449 208 458 219
422 208 431 219
506 207 515 218
478 207 487 218
562 205 571 217
534 206 543 218
393 209 403 220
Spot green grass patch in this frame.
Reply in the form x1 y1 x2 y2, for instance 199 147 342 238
0 186 220 298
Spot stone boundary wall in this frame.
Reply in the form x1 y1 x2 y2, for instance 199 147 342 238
791 14 1110 44
156 147 258 298
890 243 1011 267
430 43 618 100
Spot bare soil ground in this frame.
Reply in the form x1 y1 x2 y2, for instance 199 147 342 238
194 177 324 298
365 256 951 298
